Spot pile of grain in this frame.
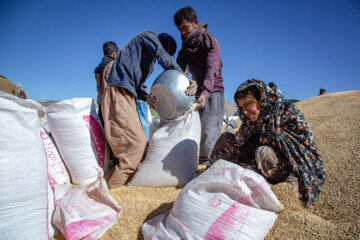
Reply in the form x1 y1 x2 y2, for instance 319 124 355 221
266 91 360 239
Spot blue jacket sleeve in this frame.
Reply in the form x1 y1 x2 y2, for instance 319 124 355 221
136 88 148 101
142 31 183 73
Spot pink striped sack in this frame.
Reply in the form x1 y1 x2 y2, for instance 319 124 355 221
40 128 71 189
141 159 283 240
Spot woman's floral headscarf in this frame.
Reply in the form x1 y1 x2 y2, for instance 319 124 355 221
235 79 326 204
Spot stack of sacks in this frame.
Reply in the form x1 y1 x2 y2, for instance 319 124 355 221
129 105 201 187
141 159 283 239
0 93 121 240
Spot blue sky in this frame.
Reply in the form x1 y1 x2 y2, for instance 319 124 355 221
0 0 359 104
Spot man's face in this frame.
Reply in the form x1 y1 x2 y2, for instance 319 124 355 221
177 20 198 36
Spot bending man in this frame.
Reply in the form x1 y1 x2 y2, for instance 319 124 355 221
103 31 195 188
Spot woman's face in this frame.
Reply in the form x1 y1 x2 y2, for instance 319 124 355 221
236 94 262 122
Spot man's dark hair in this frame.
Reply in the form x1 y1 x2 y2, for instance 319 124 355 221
319 88 326 95
174 6 198 27
158 33 177 56
103 41 119 56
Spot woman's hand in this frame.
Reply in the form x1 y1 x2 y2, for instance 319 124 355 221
286 173 300 199
146 93 156 109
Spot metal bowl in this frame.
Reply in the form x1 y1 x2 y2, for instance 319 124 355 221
151 69 195 120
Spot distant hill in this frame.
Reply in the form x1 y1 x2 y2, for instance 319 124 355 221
39 100 60 107
224 99 237 116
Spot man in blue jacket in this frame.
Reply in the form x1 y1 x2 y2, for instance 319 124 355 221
102 31 197 189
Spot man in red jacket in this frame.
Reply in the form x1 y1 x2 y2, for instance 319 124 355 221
174 6 225 163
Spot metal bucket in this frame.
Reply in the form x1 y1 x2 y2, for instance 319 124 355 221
151 70 195 120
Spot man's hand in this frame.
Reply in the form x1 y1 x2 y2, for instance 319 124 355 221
146 93 156 109
196 95 206 110
185 79 197 96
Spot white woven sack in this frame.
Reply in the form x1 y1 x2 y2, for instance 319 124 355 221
47 182 57 238
149 115 161 140
40 128 71 189
0 91 46 118
53 172 122 240
129 105 200 187
46 98 109 186
0 93 48 239
141 159 283 240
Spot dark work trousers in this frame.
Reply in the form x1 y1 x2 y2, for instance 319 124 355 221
199 91 225 162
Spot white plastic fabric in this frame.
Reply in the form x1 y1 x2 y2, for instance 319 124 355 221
128 105 200 187
41 114 51 133
53 183 73 207
149 114 161 139
52 172 122 240
0 91 46 118
141 159 283 240
47 182 56 238
0 92 48 239
147 105 152 123
46 98 109 186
